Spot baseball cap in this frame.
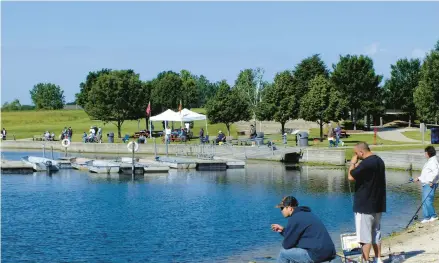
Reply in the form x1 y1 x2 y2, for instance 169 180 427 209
275 196 299 208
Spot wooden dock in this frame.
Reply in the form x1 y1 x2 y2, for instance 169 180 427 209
1 160 34 174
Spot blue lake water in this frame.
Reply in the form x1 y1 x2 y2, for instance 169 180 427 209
1 150 433 263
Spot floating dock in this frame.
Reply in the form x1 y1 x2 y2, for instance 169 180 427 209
1 160 34 174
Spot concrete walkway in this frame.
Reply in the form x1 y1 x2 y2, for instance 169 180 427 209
377 128 421 143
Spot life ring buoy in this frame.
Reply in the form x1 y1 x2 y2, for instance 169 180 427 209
127 141 139 152
61 138 71 148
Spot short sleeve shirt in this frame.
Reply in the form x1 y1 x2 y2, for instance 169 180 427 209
351 155 386 214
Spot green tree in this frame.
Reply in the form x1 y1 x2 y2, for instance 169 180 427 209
180 70 199 109
84 70 149 138
256 71 297 134
30 83 65 110
205 80 251 135
1 99 22 111
293 54 329 96
195 75 218 107
151 71 182 111
300 76 348 140
234 68 265 128
76 68 112 108
383 58 421 126
414 49 439 123
331 55 382 130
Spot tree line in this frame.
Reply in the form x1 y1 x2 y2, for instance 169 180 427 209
4 40 438 138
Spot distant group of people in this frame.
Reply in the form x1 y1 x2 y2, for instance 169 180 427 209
43 131 56 141
271 142 438 263
83 126 102 143
60 127 73 141
328 124 343 147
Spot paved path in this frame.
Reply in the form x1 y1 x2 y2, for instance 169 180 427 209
377 128 422 143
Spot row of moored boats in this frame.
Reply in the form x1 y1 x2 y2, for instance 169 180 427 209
21 156 170 174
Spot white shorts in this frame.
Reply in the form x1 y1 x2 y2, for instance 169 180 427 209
355 212 382 244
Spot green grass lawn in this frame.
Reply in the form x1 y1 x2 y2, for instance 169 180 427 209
0 109 237 143
402 130 431 142
0 109 425 158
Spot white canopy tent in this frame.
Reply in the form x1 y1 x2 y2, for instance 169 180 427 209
179 108 209 135
149 109 182 122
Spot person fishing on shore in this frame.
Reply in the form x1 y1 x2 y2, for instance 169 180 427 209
348 142 386 263
271 196 336 263
415 145 439 223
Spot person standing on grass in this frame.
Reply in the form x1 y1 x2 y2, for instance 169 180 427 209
271 196 336 263
415 145 439 223
2 128 6 140
348 142 386 263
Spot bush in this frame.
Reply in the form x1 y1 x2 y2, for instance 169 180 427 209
341 120 365 130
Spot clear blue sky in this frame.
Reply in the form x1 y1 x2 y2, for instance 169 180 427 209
2 1 438 105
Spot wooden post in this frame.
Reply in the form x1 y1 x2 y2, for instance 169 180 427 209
132 141 135 177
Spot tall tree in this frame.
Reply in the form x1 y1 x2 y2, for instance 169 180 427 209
195 75 218 107
414 49 439 123
76 68 112 108
84 70 149 138
180 70 199 109
234 68 265 128
256 71 297 134
300 76 349 140
293 54 329 96
205 80 251 135
150 71 182 111
30 83 65 110
331 55 382 130
383 58 421 126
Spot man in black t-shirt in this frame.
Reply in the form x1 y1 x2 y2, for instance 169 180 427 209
348 142 386 263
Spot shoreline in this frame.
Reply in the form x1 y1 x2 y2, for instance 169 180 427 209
380 221 439 262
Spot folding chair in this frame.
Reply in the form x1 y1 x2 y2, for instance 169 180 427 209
340 233 363 263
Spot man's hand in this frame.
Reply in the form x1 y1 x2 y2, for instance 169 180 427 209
430 182 434 187
415 177 420 182
271 224 284 233
350 154 358 165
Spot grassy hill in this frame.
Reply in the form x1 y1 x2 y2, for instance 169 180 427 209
0 109 237 142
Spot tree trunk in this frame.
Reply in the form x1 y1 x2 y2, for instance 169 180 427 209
281 122 285 135
319 121 324 142
117 120 122 138
353 109 357 130
408 115 411 128
226 123 231 136
366 113 371 131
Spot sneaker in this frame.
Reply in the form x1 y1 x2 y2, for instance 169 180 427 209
430 217 438 222
374 258 383 263
421 219 431 224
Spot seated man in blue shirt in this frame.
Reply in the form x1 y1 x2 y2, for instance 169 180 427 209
271 196 336 263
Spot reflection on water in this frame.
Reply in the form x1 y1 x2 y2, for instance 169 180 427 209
1 151 436 263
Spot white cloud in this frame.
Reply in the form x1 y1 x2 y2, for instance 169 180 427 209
411 48 426 59
364 42 385 56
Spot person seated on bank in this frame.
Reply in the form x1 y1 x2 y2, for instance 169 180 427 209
82 132 87 143
216 131 226 144
250 124 257 139
138 134 146 144
271 196 336 263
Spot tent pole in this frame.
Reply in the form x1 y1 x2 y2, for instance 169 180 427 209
205 119 208 135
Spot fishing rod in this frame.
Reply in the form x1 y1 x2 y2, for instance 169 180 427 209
405 185 436 229
387 178 414 191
